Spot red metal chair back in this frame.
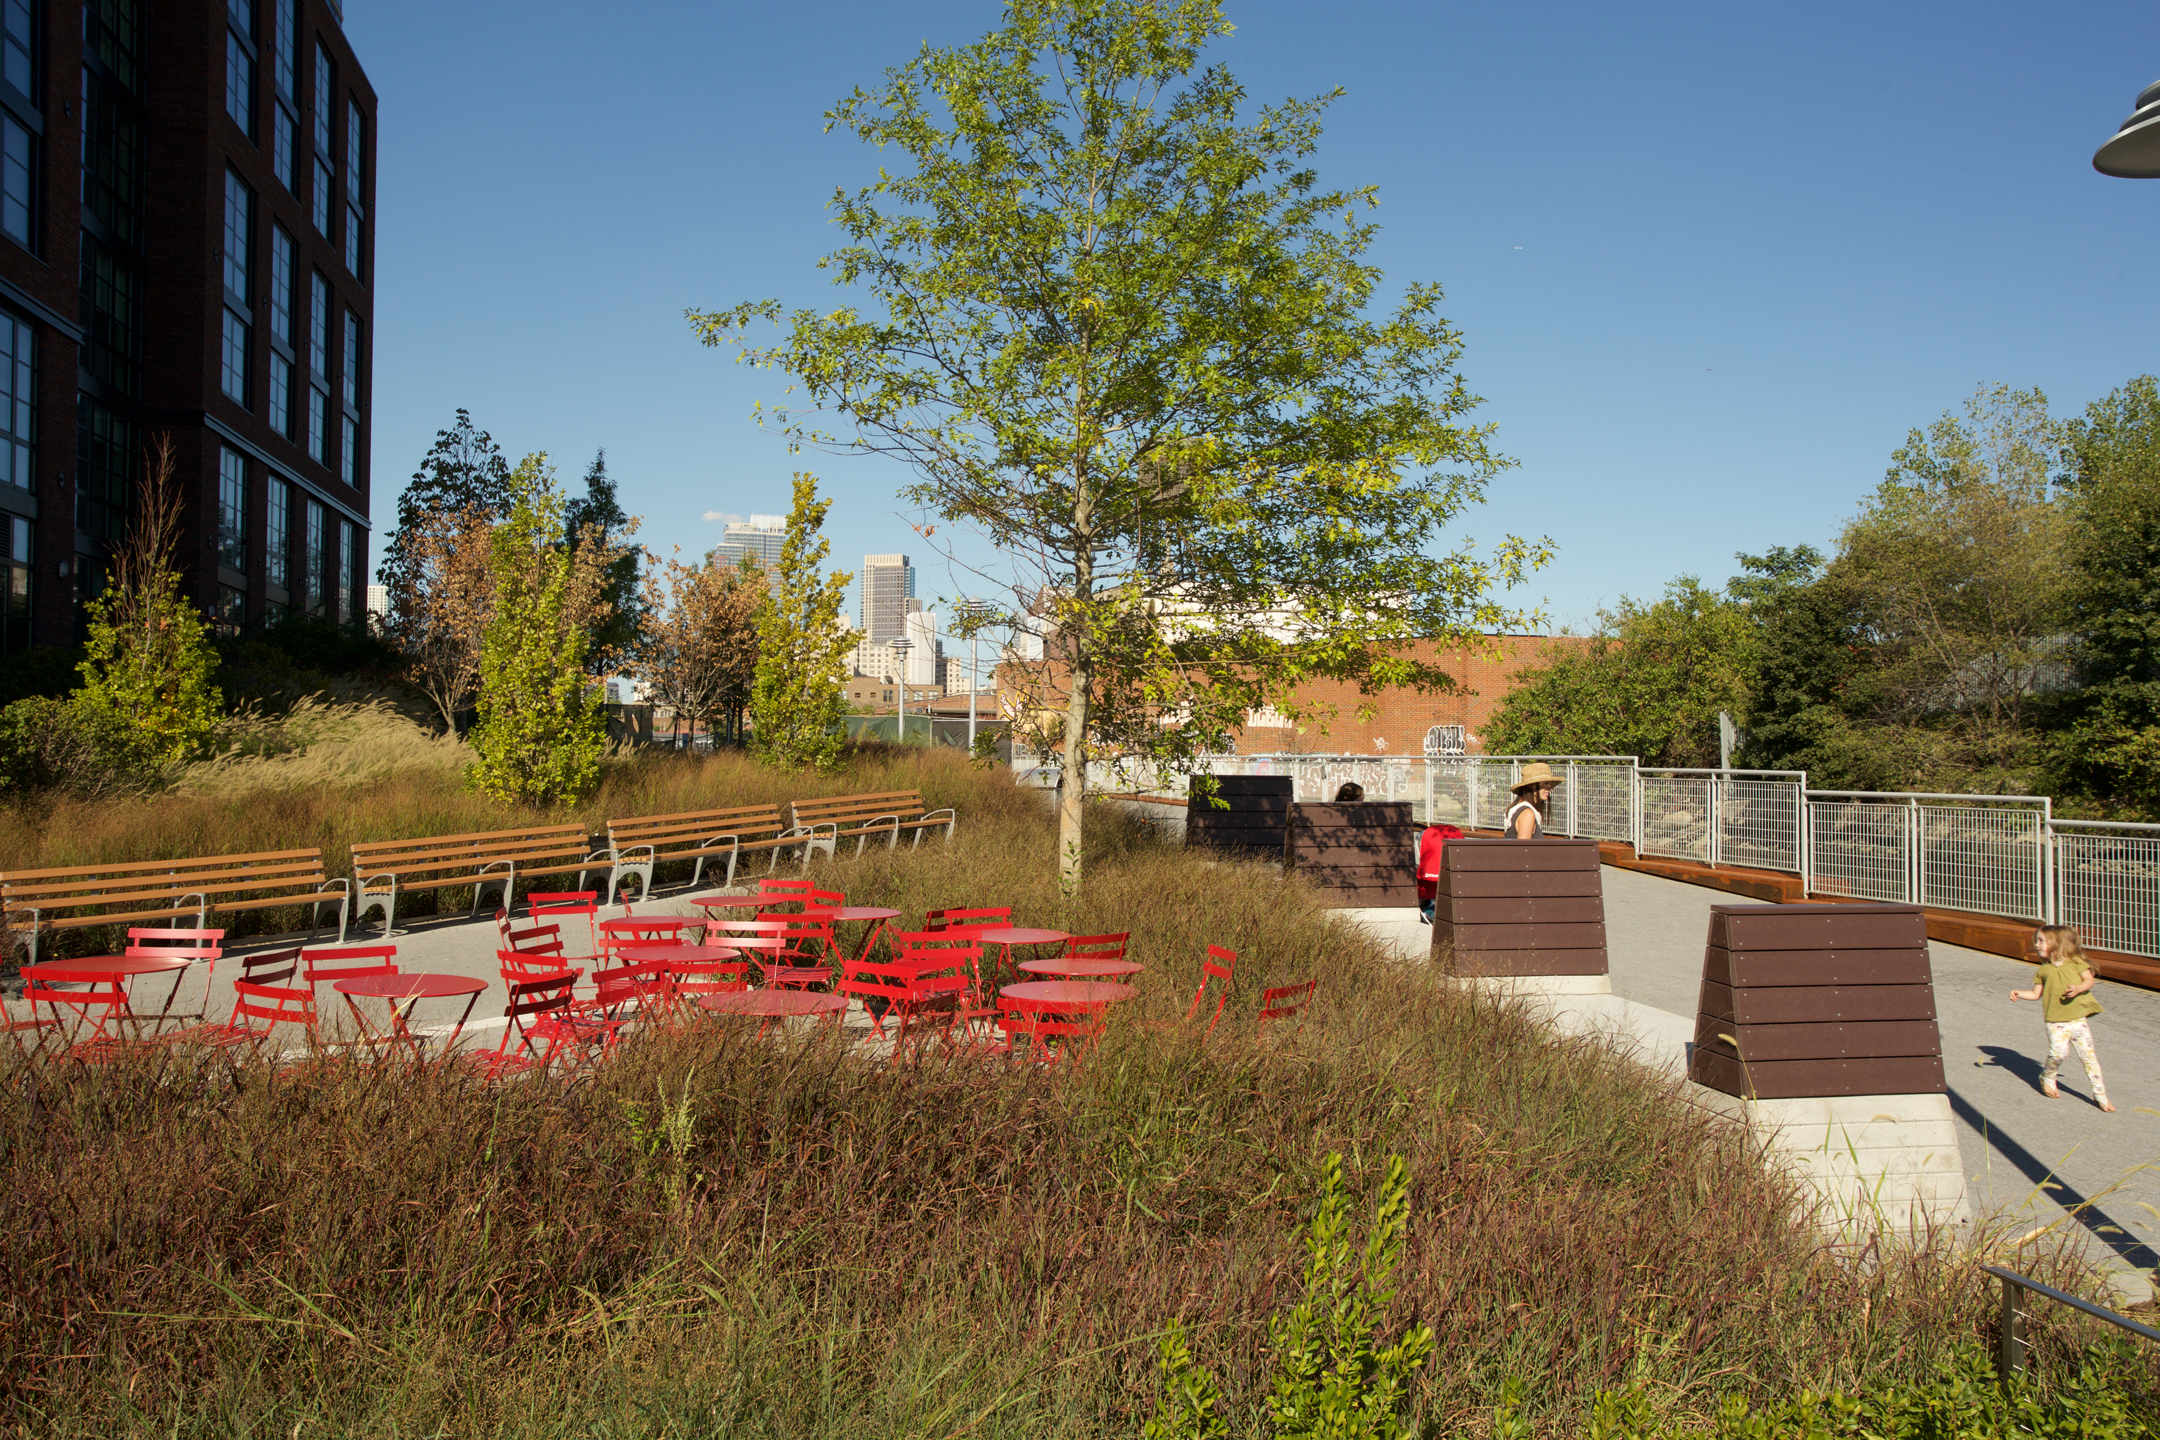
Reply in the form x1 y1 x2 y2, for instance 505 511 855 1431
833 946 955 1042
668 954 755 1001
19 964 133 1052
767 913 840 985
125 927 226 964
1186 944 1237 1033
1064 932 1130 963
527 891 600 956
504 920 568 960
300 945 399 987
1256 977 1315 1031
587 961 670 1020
757 877 816 912
224 980 319 1041
997 995 1104 1064
923 906 1011 936
806 887 846 909
237 946 303 986
499 947 583 988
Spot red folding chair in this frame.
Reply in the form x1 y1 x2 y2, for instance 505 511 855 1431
499 946 583 988
1062 932 1131 963
924 906 1012 937
124 926 227 1028
996 995 1106 1066
756 877 817 913
706 918 807 988
1257 978 1316 1032
579 961 672 1026
598 915 695 965
527 891 600 958
173 980 320 1054
888 930 977 1051
468 973 595 1079
158 946 305 1046
668 953 756 1004
17 964 141 1061
502 918 570 961
768 913 841 987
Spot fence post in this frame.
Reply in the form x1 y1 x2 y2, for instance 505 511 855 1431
1708 774 1722 869
1907 797 1922 907
2040 800 2056 926
1999 1273 2025 1382
1631 763 1643 854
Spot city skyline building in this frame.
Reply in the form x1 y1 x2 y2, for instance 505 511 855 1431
0 0 377 656
858 552 913 646
709 514 783 572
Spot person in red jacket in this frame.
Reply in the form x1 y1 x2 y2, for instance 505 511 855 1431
1416 821 1464 923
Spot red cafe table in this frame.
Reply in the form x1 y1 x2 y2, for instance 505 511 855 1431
24 954 194 1048
698 989 849 1036
618 943 752 1003
1018 956 1144 980
998 980 1138 1008
974 926 1067 991
691 894 791 918
599 915 706 949
332 973 487 1057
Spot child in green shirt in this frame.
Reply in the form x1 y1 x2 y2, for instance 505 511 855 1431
2008 925 2113 1112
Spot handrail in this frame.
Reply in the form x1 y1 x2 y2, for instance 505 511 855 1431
2052 817 2160 833
1981 1264 2159 1382
1806 790 2050 805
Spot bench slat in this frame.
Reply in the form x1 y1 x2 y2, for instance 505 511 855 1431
1 848 323 885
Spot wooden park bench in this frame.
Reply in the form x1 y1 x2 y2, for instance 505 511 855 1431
787 790 957 864
596 803 794 901
1 849 346 965
343 823 596 938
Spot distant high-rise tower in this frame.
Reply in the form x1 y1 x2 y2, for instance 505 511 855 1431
710 515 785 572
860 553 914 645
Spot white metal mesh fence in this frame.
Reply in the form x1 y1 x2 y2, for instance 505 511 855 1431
1719 779 1802 873
1807 800 1912 903
2055 824 2160 960
1918 803 2047 922
1569 763 1638 844
1639 776 1712 862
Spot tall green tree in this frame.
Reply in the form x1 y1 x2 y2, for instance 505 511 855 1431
2052 375 2160 814
565 448 647 670
747 474 853 772
692 0 1541 890
1485 577 1757 767
377 410 515 607
467 456 608 806
75 435 221 768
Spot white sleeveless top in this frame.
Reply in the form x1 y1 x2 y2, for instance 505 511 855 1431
1505 799 1544 838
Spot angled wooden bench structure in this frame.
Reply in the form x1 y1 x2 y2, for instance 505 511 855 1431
786 790 956 864
344 824 595 939
595 803 792 901
1 849 347 965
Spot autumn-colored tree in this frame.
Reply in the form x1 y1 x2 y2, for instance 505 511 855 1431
385 503 496 734
467 456 620 806
639 552 765 746
75 434 222 767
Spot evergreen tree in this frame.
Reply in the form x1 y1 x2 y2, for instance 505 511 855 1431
564 448 647 670
748 473 853 772
467 456 607 806
75 435 221 768
377 410 515 605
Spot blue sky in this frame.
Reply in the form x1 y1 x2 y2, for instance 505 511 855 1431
346 0 2158 636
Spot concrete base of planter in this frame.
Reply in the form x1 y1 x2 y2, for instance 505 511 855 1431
1691 1089 1972 1237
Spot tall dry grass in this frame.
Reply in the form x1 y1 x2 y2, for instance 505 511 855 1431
0 752 2141 1436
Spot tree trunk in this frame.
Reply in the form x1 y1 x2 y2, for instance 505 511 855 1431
1058 652 1089 897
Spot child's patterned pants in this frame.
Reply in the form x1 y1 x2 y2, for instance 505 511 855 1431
2043 1018 2108 1104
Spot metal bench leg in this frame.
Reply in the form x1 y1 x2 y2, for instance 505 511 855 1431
312 879 352 942
350 886 395 939
471 864 515 918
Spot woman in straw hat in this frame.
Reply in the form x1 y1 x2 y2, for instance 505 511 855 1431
1506 763 1561 839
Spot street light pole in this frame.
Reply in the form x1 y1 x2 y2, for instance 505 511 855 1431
891 637 913 744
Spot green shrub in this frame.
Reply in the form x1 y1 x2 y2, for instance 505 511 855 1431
0 694 154 798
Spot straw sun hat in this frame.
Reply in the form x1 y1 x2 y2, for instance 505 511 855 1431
1510 762 1563 793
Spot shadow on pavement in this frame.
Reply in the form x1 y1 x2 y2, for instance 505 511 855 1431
1946 1083 2159 1273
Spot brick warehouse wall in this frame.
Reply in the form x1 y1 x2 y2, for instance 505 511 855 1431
996 633 1591 757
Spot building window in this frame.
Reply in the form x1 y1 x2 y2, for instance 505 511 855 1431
221 308 251 405
311 45 334 240
224 30 254 140
223 169 252 300
84 0 141 97
264 474 287 587
344 99 364 277
215 583 246 633
309 270 331 467
0 114 28 249
1 0 31 104
273 0 294 98
268 353 292 436
80 70 141 250
304 495 323 615
74 395 133 544
271 102 294 190
80 233 141 398
268 227 294 437
341 311 360 483
1 512 28 654
0 308 31 492
218 447 247 571
336 516 353 620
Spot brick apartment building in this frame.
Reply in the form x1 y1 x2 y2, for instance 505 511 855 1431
0 0 374 656
998 633 1590 756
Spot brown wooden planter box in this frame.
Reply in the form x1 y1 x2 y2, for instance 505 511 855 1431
1186 776 1292 857
1431 838 1608 977
1289 802 1417 906
1688 902 1946 1100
